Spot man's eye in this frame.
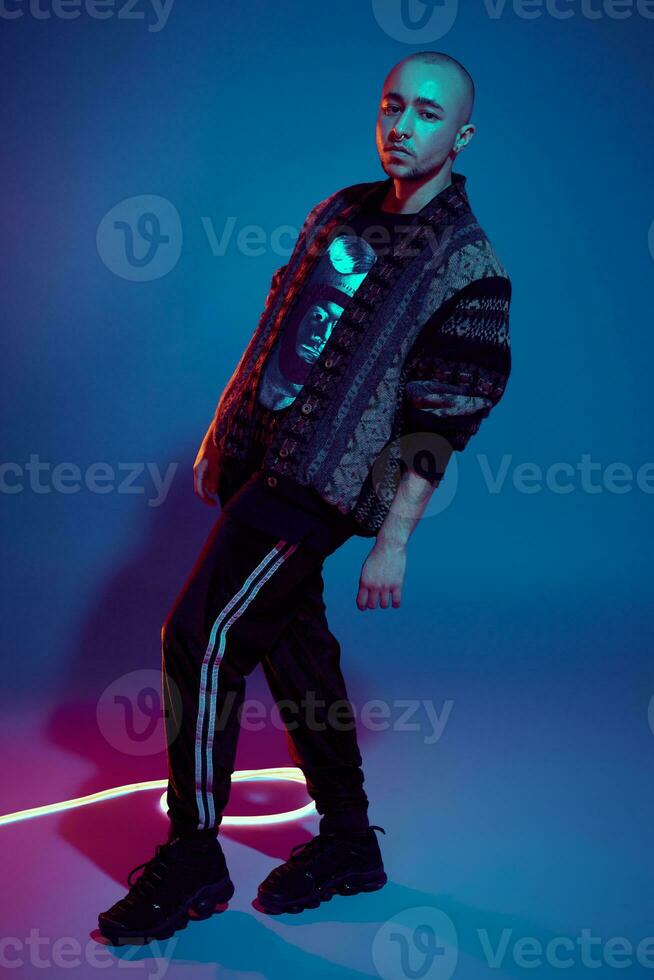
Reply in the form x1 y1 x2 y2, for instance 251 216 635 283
383 105 399 114
421 112 438 120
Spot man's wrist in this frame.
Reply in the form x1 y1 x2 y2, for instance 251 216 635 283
375 529 408 551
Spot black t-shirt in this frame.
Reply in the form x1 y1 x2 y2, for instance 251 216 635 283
219 198 418 552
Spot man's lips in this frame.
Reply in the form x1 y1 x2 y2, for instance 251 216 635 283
385 145 412 156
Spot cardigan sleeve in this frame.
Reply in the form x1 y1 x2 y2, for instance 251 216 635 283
400 275 512 452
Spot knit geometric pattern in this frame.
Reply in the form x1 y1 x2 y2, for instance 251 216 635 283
212 173 512 535
402 274 512 439
347 274 512 532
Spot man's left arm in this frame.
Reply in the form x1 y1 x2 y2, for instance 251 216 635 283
356 466 447 610
356 274 512 611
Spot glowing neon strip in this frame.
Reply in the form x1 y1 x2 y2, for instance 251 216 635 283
0 766 316 828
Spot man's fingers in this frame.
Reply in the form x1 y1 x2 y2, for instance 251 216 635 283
357 584 402 610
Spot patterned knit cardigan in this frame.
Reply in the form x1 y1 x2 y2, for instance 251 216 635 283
212 171 512 535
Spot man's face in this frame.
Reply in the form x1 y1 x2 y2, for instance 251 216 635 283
376 61 469 180
294 300 342 364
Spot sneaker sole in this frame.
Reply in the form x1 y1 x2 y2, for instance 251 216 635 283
98 873 235 945
256 866 388 915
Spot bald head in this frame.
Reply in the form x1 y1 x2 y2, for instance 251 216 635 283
376 52 477 192
387 51 475 127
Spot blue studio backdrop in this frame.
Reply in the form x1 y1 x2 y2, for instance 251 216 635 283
2 0 653 972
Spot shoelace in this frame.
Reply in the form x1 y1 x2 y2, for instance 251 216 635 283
126 844 173 898
288 825 386 864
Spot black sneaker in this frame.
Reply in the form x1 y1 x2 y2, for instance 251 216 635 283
97 835 235 945
256 825 387 915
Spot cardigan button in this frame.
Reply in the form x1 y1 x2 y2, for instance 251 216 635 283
278 447 289 458
301 401 313 414
266 475 278 488
324 357 334 369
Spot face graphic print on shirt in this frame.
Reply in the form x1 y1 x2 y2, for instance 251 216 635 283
257 231 380 411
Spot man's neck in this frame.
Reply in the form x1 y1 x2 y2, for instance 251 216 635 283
380 166 454 215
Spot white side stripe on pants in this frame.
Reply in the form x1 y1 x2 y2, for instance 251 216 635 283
193 539 298 829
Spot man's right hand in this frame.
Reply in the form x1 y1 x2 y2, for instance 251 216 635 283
193 419 221 507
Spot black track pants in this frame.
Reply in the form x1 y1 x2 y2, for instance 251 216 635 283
161 507 370 839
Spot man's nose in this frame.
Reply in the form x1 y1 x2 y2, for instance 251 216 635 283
390 109 412 139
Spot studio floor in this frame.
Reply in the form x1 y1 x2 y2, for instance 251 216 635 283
2 584 651 980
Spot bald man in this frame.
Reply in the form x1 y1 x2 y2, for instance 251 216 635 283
98 51 512 944
377 52 476 213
